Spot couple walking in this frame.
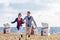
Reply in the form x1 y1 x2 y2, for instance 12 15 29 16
11 11 37 40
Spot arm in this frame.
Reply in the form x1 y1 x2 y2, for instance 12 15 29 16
32 16 37 28
11 18 17 24
23 16 26 23
21 18 24 24
24 16 26 20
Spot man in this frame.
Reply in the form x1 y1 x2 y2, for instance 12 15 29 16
24 11 37 40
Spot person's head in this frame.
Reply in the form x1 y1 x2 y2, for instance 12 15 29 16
27 11 31 17
18 13 22 18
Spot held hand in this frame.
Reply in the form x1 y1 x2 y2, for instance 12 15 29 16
24 20 26 23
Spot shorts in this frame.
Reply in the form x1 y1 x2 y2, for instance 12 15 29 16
26 27 32 34
16 26 23 34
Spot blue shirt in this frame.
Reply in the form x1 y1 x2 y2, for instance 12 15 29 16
24 16 37 27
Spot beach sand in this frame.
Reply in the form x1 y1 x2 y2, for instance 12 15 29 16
0 33 60 40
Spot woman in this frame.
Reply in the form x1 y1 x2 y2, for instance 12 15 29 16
11 13 24 40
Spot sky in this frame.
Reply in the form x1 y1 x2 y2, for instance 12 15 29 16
0 0 60 27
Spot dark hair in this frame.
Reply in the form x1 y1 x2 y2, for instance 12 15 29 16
18 13 21 16
27 11 30 14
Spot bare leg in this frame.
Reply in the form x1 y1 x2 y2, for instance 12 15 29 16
25 27 31 40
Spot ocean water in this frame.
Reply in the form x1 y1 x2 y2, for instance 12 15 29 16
0 27 60 34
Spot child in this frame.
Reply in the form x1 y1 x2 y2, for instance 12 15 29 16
11 13 24 40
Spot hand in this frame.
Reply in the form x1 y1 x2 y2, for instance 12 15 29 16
24 20 26 23
11 22 13 24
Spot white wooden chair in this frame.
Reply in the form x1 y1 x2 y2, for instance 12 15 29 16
3 23 10 34
41 23 50 36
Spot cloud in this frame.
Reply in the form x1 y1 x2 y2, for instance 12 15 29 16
0 0 60 27
9 3 48 11
0 0 29 3
0 3 4 9
30 0 60 27
0 0 52 11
